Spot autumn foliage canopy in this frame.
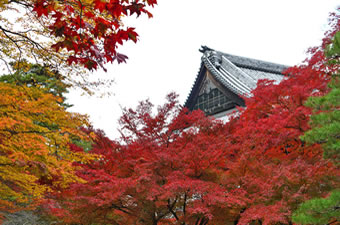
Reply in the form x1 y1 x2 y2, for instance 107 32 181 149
40 10 340 224
45 50 338 224
0 2 339 225
0 65 96 219
0 0 157 74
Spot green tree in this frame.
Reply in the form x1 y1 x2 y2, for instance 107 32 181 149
0 62 71 108
302 75 339 161
301 31 340 162
292 190 340 224
293 24 340 225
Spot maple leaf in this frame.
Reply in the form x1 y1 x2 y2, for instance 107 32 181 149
33 0 50 17
115 53 129 64
94 0 106 12
0 0 158 93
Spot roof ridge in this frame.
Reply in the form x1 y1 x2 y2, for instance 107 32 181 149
221 52 290 74
201 46 290 74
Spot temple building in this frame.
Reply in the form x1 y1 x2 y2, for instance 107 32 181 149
184 46 289 120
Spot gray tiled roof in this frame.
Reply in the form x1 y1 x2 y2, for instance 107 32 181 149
184 46 290 112
202 48 289 96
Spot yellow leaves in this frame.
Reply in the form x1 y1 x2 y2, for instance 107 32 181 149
0 117 19 132
0 82 95 213
81 0 97 5
0 0 9 10
0 156 11 166
89 131 97 139
0 164 45 203
10 60 31 72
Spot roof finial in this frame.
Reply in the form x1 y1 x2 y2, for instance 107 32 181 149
199 45 212 53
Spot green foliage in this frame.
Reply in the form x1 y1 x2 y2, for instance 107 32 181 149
302 76 340 160
72 139 93 153
301 31 340 162
292 190 340 224
295 30 340 225
0 62 71 108
325 31 340 64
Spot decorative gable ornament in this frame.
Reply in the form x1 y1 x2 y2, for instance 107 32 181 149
184 46 289 119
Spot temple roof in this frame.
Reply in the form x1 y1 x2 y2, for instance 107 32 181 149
184 46 290 114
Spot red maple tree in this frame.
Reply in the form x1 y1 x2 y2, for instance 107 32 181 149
43 10 340 225
0 0 157 72
218 21 340 223
44 93 235 224
45 72 338 224
221 73 337 224
32 0 157 70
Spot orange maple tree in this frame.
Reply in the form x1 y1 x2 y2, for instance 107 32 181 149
0 67 95 220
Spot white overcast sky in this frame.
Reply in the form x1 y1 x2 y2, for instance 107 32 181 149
67 0 339 139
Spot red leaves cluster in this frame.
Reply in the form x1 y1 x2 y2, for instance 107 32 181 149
42 11 340 224
219 54 338 224
44 62 338 224
115 95 229 222
44 50 339 224
32 0 156 70
44 93 235 224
